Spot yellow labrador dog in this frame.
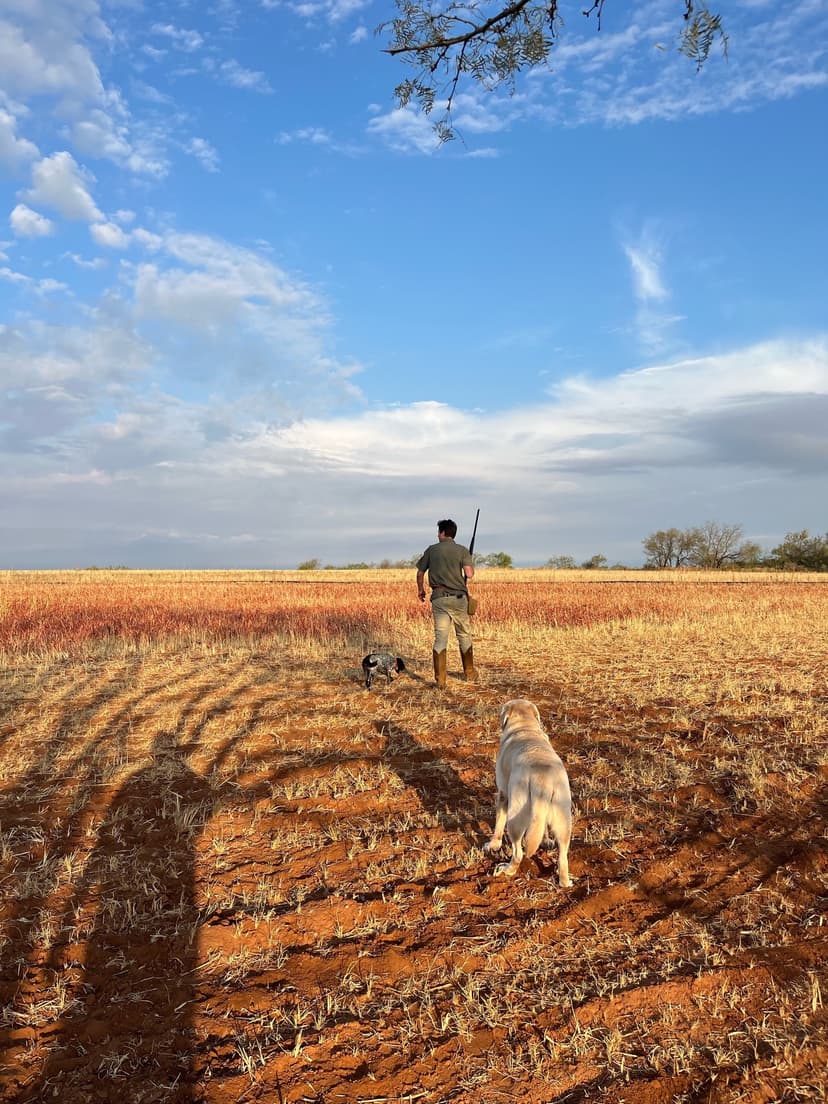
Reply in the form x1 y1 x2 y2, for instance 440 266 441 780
483 698 572 885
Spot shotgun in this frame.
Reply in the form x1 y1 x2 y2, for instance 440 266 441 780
469 508 480 557
467 509 480 615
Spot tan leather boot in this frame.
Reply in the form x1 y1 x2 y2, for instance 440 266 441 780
460 645 478 682
432 649 447 689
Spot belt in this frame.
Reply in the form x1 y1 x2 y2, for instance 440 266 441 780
431 588 467 598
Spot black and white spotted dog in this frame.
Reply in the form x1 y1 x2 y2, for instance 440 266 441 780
362 652 406 689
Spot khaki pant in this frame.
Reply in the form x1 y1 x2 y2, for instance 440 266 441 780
431 595 472 653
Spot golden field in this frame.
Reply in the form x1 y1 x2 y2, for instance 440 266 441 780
0 570 826 1103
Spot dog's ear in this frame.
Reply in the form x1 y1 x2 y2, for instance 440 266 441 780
500 701 513 728
530 702 541 724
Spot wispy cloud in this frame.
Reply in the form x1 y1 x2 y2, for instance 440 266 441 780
624 238 667 302
208 58 273 94
186 136 220 172
621 224 684 355
531 0 828 127
274 0 372 24
277 126 333 145
64 252 108 270
151 24 205 52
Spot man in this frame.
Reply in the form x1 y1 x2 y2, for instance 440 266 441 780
416 519 477 688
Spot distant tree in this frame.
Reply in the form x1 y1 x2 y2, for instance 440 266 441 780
687 521 756 569
642 527 698 568
297 558 321 570
581 554 608 570
768 530 828 571
483 551 514 568
381 1 728 141
472 551 487 566
545 555 577 569
733 541 763 568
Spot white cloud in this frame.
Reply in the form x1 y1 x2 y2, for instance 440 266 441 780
620 225 684 354
65 251 108 269
267 0 371 27
90 221 130 248
0 107 39 167
0 4 173 178
150 23 204 52
449 89 519 134
624 240 667 302
212 58 273 93
349 26 368 44
186 136 220 172
328 0 370 19
277 126 332 145
532 0 828 128
24 151 103 221
367 106 442 155
274 125 363 156
10 203 54 238
366 85 525 153
2 327 826 566
234 338 828 490
0 9 106 103
132 228 163 251
37 278 69 294
0 265 32 285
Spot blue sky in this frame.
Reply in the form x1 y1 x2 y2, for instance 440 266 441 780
1 0 827 568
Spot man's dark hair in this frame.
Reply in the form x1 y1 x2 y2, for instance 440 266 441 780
438 519 457 539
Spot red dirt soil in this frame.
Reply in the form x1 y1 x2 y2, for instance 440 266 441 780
1 636 826 1103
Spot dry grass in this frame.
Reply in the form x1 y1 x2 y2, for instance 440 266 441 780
0 569 826 1103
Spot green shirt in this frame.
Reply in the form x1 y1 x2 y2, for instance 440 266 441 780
417 539 472 592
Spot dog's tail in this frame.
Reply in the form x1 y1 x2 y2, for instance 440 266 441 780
522 776 560 859
523 808 548 860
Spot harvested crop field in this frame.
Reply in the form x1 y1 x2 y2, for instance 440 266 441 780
1 569 826 1103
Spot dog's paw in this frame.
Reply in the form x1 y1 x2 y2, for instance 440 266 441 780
482 839 502 855
493 861 517 877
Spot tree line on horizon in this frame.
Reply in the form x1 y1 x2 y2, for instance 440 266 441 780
638 523 828 571
297 524 828 572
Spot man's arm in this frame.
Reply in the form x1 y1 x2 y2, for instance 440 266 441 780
463 547 475 583
416 569 427 603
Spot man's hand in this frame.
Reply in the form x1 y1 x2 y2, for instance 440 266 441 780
416 568 427 603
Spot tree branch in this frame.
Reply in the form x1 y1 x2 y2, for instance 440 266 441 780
384 0 537 57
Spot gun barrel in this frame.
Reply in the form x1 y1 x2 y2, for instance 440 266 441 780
469 508 480 556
